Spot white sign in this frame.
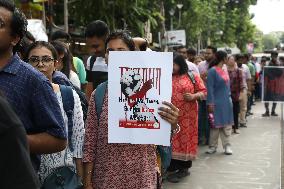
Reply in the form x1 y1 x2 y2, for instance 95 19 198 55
108 51 173 146
166 30 186 46
27 19 48 42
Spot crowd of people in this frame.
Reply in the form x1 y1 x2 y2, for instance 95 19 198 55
0 0 281 189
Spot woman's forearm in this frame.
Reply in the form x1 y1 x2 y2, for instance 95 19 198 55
75 158 84 181
83 162 94 187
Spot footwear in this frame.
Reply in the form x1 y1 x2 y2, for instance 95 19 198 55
271 112 278 116
206 147 217 154
239 123 247 128
224 145 233 155
233 129 240 134
262 112 270 117
248 112 253 115
176 169 190 178
167 173 180 183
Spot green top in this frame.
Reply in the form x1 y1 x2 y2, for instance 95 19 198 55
73 57 87 84
247 61 256 77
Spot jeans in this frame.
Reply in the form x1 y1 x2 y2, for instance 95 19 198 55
198 100 210 145
232 101 240 130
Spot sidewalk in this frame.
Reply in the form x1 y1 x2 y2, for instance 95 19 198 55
164 102 281 189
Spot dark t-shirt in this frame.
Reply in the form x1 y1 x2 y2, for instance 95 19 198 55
0 96 39 189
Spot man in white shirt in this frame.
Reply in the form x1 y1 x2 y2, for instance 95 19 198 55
85 20 109 101
176 45 199 75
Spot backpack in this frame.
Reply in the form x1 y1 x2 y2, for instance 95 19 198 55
53 71 88 122
94 81 108 121
59 85 75 151
72 85 88 121
89 55 108 89
94 81 172 173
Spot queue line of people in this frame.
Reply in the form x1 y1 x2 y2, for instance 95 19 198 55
0 1 280 188
0 2 181 188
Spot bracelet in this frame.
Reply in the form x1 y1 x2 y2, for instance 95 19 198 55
171 124 180 135
86 170 92 175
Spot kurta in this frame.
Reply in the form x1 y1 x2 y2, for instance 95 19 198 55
172 74 207 161
207 66 234 128
83 90 158 189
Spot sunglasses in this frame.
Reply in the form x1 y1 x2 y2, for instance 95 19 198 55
28 56 55 67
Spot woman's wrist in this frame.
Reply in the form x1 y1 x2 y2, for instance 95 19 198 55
171 124 180 135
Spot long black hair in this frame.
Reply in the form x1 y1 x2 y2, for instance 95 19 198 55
173 52 189 75
50 40 72 79
209 50 227 69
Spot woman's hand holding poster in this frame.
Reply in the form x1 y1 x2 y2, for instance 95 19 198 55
108 51 173 146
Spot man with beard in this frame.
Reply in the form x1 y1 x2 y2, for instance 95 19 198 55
0 0 66 171
85 20 110 101
197 46 217 145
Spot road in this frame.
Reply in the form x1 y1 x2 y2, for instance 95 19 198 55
164 102 281 189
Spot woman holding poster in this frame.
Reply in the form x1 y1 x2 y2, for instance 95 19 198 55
167 54 207 183
82 31 179 189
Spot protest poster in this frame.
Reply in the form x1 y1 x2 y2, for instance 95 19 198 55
262 66 284 102
108 51 173 146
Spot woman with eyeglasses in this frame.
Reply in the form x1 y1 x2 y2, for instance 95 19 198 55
25 41 85 184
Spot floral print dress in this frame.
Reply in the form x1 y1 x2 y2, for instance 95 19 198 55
83 90 159 189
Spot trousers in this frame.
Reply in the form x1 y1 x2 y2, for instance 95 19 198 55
209 127 232 149
239 89 247 124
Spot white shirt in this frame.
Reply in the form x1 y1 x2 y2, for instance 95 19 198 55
186 60 200 75
86 56 108 72
241 64 251 89
70 70 81 89
38 89 85 183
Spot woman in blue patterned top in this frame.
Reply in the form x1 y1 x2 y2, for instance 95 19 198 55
206 50 234 155
25 41 85 183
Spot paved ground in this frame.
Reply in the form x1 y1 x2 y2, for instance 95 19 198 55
164 102 281 189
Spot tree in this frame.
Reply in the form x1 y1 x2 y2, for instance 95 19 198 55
262 34 279 50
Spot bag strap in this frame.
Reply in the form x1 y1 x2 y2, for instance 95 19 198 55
89 55 97 71
59 85 75 152
187 71 196 93
95 81 108 121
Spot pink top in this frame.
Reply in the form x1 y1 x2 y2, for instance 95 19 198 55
83 90 159 189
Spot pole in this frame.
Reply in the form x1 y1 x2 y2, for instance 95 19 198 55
42 2 46 28
170 17 173 31
64 0 68 33
281 103 284 188
178 10 181 28
281 104 283 126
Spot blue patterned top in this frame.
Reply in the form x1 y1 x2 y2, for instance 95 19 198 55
207 66 234 128
0 55 66 168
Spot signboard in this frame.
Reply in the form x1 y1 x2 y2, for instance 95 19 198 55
27 19 48 42
262 66 284 102
166 30 186 46
108 51 173 146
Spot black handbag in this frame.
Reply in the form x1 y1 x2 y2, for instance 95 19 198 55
41 166 83 189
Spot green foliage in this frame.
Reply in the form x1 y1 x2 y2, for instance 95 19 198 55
56 0 258 51
262 34 279 50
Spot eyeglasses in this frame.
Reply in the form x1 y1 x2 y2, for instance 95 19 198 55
28 56 55 67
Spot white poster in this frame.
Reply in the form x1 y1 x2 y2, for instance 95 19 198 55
108 51 173 146
166 30 186 46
